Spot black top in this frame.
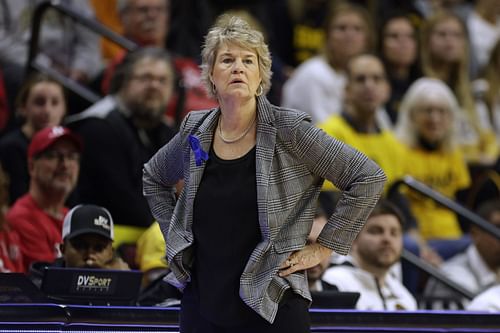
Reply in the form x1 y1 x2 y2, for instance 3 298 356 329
0 128 29 204
69 109 175 228
192 145 261 326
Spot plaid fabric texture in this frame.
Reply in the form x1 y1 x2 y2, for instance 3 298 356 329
143 96 386 323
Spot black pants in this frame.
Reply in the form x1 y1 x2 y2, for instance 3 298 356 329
180 286 310 333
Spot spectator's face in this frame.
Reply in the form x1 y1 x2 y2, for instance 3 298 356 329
62 234 113 268
121 57 174 125
411 98 452 145
121 0 168 46
472 211 500 270
428 18 465 64
345 56 390 115
327 12 368 63
29 140 80 196
382 18 417 68
21 82 66 133
354 214 402 270
211 43 261 101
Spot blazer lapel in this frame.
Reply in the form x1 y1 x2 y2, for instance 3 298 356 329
186 109 219 224
255 96 276 240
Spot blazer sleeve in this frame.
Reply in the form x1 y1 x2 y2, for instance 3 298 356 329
292 119 387 254
142 115 190 239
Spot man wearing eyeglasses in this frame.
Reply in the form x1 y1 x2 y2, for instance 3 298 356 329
6 126 82 272
66 47 177 247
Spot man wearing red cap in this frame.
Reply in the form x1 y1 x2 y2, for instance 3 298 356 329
6 125 82 272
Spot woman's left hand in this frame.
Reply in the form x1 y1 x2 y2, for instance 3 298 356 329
278 243 333 277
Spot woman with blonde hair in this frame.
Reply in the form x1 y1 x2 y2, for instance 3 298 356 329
474 39 500 145
144 15 385 332
395 77 472 260
420 11 498 166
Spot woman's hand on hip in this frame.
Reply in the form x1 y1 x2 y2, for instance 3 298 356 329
278 243 333 277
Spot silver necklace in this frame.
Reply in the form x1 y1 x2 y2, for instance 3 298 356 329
218 115 256 144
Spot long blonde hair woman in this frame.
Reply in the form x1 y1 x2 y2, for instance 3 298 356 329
420 11 498 165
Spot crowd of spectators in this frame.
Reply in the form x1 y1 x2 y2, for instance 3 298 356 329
0 0 499 312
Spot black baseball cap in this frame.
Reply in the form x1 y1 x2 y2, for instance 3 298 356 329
62 204 114 241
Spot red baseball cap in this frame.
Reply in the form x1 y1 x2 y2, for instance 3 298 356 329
28 126 83 159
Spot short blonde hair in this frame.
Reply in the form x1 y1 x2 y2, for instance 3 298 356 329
200 15 272 98
395 77 460 151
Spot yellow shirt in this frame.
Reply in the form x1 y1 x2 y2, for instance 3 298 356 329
318 115 408 191
135 222 167 272
404 148 471 240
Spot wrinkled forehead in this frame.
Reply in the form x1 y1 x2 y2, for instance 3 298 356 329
216 41 258 58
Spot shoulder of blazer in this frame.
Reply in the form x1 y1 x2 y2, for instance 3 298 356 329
180 109 215 135
269 107 313 147
270 106 312 130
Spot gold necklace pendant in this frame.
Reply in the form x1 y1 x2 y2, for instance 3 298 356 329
218 115 256 144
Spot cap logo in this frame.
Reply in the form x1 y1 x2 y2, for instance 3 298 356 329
94 215 110 230
49 126 66 138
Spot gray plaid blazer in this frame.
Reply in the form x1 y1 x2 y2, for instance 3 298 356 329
143 96 386 323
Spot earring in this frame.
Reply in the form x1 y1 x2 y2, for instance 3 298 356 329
212 82 217 95
255 84 263 97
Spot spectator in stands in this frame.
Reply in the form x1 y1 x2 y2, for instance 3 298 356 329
420 11 498 166
67 47 176 247
467 284 500 312
135 221 168 287
0 0 102 112
466 0 500 78
0 164 23 272
29 204 129 286
89 0 124 63
134 221 183 306
377 12 422 124
395 77 472 260
6 126 82 272
100 0 217 126
0 73 66 204
317 54 407 193
473 39 500 146
282 2 373 124
322 199 417 310
425 199 500 305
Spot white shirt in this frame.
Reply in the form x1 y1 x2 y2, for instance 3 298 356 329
322 264 417 311
467 284 500 312
425 245 497 298
467 11 500 71
282 56 346 124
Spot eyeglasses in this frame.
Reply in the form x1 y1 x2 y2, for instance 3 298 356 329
130 73 171 86
37 150 81 162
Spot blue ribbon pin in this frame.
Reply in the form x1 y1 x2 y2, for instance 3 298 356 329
188 135 209 166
